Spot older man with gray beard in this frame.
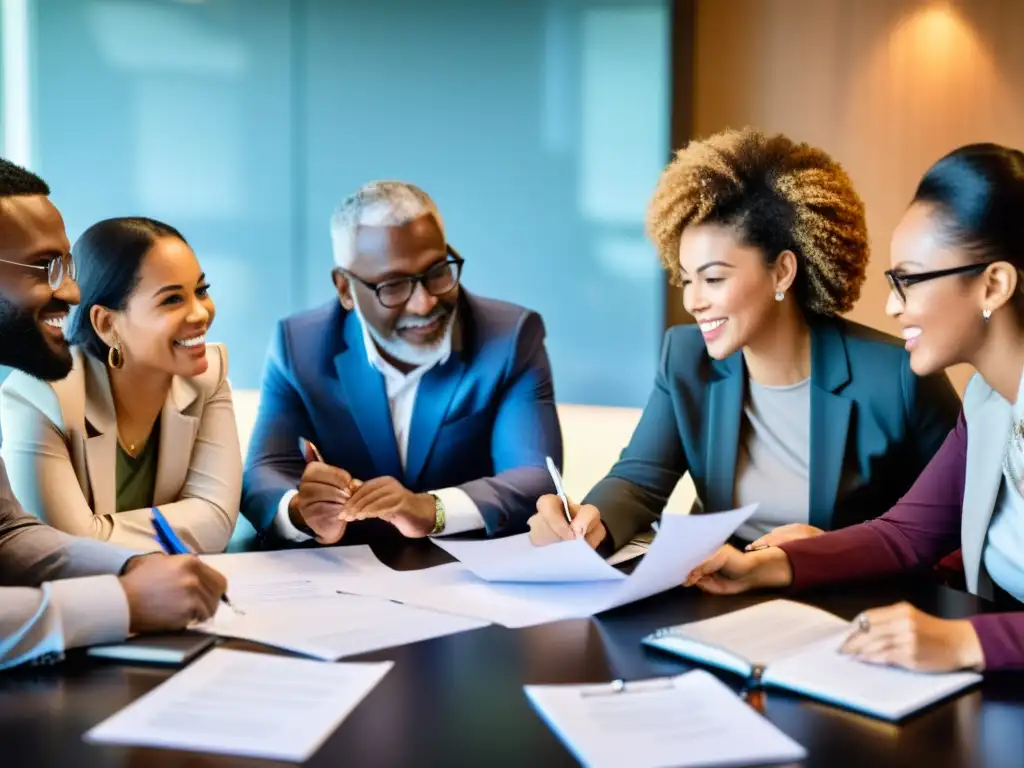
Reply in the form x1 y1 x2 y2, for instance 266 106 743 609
242 181 562 547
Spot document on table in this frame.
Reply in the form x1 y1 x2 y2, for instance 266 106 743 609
85 648 392 762
337 506 755 628
525 669 806 768
195 577 489 660
433 532 625 582
201 544 387 581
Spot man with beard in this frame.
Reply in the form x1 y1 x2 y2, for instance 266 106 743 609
0 158 227 670
242 181 561 545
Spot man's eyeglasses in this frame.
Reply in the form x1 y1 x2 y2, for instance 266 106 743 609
340 246 464 309
884 262 993 304
0 252 77 290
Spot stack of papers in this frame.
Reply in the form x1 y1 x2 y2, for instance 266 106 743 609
85 649 392 762
196 579 488 660
336 506 755 628
525 669 806 768
194 565 488 660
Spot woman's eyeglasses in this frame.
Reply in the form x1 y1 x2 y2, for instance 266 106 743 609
0 252 77 290
884 262 993 304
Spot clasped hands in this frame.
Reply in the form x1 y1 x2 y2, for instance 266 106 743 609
290 462 437 543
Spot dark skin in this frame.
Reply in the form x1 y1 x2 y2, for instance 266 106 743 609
0 194 228 627
0 195 79 374
290 214 460 543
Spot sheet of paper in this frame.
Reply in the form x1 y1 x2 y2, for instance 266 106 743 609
197 589 489 660
665 599 850 666
201 545 387 582
525 669 806 768
433 532 625 582
84 648 392 762
764 634 982 721
336 506 755 628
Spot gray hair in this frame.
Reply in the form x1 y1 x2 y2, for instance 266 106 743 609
330 181 445 268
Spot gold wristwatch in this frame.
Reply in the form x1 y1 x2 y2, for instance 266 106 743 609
429 493 446 535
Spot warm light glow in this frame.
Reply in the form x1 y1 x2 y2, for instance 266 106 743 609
891 4 983 72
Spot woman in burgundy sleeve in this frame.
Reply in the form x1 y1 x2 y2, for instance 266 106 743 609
686 143 1024 673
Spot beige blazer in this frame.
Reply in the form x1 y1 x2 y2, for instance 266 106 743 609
0 344 241 554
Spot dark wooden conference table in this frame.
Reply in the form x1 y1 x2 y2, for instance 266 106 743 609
3 535 1024 768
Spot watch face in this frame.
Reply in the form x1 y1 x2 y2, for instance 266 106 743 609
431 494 446 534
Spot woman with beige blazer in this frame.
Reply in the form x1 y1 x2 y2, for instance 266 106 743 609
0 217 241 553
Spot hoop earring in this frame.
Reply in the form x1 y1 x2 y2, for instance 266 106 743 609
983 308 992 323
774 291 785 302
107 337 125 370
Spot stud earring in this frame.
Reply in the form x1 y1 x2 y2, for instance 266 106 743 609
774 291 785 302
107 334 125 370
983 308 992 323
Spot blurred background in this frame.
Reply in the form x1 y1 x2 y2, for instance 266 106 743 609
0 0 670 406
2 0 1023 404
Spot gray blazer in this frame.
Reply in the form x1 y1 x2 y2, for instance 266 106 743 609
0 458 134 671
962 372 1021 596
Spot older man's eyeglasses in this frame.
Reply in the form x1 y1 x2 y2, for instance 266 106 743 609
340 246 464 309
884 262 993 304
0 252 77 290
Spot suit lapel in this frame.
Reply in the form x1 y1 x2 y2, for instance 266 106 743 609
962 392 1009 594
82 354 117 516
808 320 852 531
153 377 200 505
704 354 743 512
333 315 403 480
405 354 467 487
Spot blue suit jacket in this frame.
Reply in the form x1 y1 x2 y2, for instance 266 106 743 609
241 292 561 541
586 316 963 549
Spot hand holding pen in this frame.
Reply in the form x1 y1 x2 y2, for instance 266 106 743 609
150 506 241 615
290 438 363 544
526 456 608 549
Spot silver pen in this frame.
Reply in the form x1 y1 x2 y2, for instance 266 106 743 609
545 456 573 525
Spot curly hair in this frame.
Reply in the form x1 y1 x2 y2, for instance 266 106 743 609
647 127 868 315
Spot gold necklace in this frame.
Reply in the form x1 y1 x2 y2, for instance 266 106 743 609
117 429 149 458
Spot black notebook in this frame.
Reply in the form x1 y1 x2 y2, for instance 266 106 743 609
88 632 216 665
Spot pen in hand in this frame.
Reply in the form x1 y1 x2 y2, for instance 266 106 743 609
150 507 242 615
298 436 325 464
298 437 362 508
545 456 575 535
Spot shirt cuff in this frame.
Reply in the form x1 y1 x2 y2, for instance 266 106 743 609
49 575 131 651
273 490 313 543
429 487 485 536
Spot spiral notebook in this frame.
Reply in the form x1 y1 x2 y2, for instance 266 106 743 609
642 599 982 721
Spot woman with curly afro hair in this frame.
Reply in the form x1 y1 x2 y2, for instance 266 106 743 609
529 127 961 555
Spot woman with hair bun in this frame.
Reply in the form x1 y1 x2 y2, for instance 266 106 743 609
0 217 241 554
687 143 1024 672
528 127 960 555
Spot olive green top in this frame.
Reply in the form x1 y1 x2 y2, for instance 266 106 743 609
115 419 160 513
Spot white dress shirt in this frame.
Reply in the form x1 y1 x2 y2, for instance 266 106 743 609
274 318 486 542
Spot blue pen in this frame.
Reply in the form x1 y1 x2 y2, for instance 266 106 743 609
151 507 241 614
